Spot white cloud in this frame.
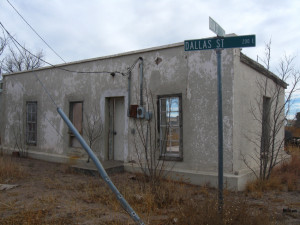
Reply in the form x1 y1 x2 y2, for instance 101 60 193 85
0 0 299 70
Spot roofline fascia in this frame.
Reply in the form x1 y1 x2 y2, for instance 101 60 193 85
240 53 288 89
2 42 184 77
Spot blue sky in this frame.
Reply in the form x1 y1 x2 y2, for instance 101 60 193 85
1 0 299 118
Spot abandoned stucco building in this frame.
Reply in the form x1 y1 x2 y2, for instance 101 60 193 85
0 40 286 190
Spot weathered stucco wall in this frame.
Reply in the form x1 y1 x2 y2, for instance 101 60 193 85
232 51 286 177
2 43 235 174
2 42 285 190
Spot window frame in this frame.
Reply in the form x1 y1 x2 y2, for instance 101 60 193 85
157 93 183 161
261 96 271 158
26 101 37 145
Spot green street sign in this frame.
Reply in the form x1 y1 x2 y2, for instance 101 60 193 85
184 35 256 51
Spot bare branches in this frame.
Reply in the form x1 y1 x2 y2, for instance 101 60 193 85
246 39 299 180
83 105 103 162
0 28 44 74
133 88 171 190
1 45 44 73
0 28 9 57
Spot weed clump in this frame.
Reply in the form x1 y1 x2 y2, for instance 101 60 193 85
175 197 275 225
0 156 25 183
246 153 300 193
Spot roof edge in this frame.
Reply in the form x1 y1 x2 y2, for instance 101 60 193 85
240 53 288 89
2 42 184 77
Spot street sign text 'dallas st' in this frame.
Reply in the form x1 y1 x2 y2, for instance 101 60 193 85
184 34 256 51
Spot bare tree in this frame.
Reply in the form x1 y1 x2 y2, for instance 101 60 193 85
133 88 173 191
0 29 9 57
83 105 103 163
244 40 300 180
1 27 45 74
0 29 9 76
1 45 44 73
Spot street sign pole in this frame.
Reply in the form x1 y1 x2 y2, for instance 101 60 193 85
210 16 225 215
184 17 256 217
216 48 223 213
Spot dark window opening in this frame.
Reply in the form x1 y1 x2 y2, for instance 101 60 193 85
261 96 271 158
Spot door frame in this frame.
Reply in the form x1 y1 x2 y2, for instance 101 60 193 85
100 90 128 162
107 97 125 161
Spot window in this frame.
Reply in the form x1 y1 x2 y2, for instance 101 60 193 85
158 94 182 160
69 101 83 147
261 96 271 157
26 101 37 145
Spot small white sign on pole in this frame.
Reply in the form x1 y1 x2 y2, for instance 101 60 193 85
209 17 225 37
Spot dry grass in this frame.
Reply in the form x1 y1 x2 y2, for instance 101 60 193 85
175 197 276 225
275 153 300 191
1 155 299 224
246 151 300 194
0 156 26 183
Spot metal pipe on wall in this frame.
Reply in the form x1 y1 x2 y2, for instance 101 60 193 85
127 69 131 117
139 57 143 106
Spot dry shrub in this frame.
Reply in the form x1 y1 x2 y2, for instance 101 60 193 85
0 156 25 183
80 180 108 204
122 176 187 213
277 154 300 174
246 176 283 194
246 153 300 193
0 209 48 225
175 197 275 225
0 208 73 225
285 144 300 154
274 153 300 191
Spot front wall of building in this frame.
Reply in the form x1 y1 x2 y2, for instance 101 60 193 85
232 51 286 176
1 44 236 174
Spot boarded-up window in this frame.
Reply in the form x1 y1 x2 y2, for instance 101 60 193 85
69 101 83 147
26 101 37 145
158 94 182 160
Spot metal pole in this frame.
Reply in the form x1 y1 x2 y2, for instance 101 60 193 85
216 49 223 214
57 107 145 225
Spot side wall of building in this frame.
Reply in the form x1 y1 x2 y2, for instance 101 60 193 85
232 51 286 182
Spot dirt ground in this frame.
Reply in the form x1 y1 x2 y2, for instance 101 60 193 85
0 156 300 225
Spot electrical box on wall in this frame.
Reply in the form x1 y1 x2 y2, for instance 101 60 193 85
137 106 145 119
129 105 138 118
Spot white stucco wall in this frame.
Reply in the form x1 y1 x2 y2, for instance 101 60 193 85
232 50 286 176
1 41 286 190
